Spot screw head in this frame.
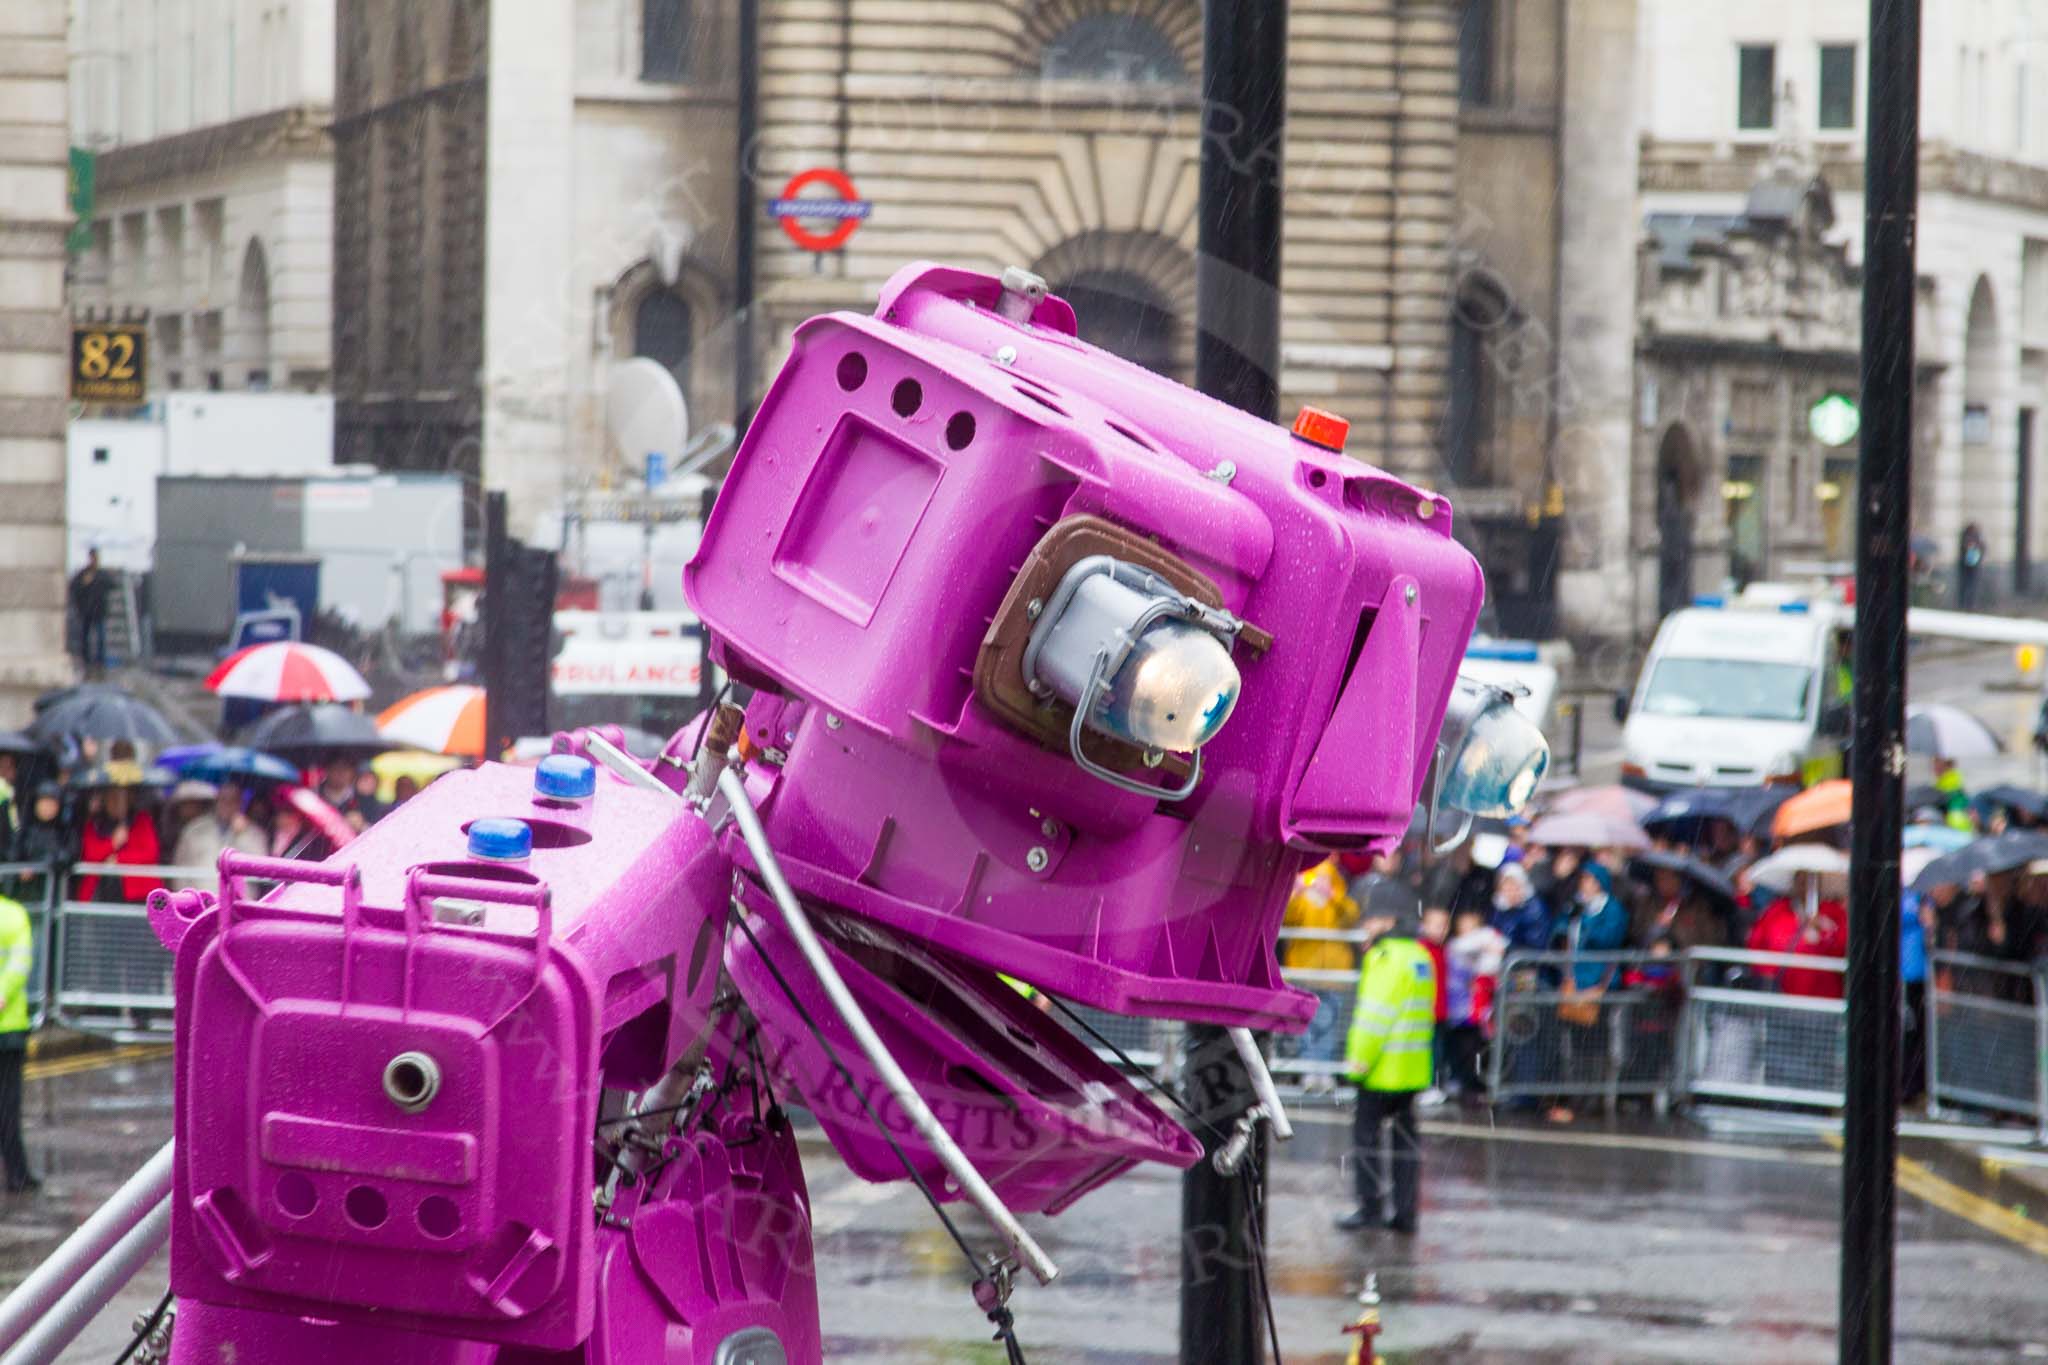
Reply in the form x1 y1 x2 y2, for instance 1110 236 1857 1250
1026 597 1044 620
825 714 843 730
1416 498 1438 520
995 345 1018 366
1025 846 1050 872
1404 582 1418 605
1205 460 1236 483
1041 817 1060 838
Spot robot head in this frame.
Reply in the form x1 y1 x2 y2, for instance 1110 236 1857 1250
688 263 1530 1031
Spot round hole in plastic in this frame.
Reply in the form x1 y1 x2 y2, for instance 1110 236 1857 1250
344 1185 388 1229
836 351 867 391
417 1194 461 1239
276 1172 317 1219
891 378 923 417
945 412 976 450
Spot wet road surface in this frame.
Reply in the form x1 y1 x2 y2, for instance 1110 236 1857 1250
9 1052 2048 1362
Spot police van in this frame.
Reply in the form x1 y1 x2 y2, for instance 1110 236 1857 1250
1617 588 1852 792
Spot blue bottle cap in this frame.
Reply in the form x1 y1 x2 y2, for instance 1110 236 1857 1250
467 818 532 861
534 754 597 801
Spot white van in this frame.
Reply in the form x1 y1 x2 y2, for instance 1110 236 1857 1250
1618 593 1852 791
551 610 714 738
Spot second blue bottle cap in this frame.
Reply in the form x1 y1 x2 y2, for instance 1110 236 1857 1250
535 754 597 801
468 818 533 861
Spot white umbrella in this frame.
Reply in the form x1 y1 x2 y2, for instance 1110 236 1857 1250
1747 843 1849 894
1900 845 1944 889
1905 703 2002 759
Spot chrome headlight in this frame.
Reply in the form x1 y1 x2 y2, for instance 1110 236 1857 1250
1021 556 1244 799
1438 675 1549 818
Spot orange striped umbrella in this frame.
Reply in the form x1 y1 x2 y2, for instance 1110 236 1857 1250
375 685 486 759
1772 779 1852 840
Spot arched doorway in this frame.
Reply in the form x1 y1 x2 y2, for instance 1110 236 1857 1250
235 239 272 388
634 290 694 399
1049 269 1177 375
1655 424 1697 617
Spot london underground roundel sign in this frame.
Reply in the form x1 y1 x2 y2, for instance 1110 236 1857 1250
767 168 872 253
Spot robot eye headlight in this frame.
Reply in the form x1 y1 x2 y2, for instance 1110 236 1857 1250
1021 556 1243 799
1437 676 1550 819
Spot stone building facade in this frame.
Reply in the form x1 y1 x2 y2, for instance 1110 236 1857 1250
66 0 336 395
1634 165 1945 629
0 0 75 722
1639 0 2048 611
335 0 1637 639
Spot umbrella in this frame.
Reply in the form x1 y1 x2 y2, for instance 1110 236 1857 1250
1913 849 1977 893
236 704 394 761
158 742 225 773
1773 780 1852 840
1964 828 2048 877
1901 846 1945 888
181 747 304 786
278 786 356 851
377 685 486 758
1903 823 1974 853
205 642 372 704
1641 786 1793 841
1905 703 2002 759
65 759 176 792
1525 809 1649 852
1626 849 1738 905
1904 783 1946 813
27 689 180 746
1973 785 2048 823
1542 784 1660 823
0 732 45 759
1747 843 1850 894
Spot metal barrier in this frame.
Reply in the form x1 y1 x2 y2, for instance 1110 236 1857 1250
53 861 214 1035
1678 947 1848 1110
0 863 60 1031
1486 951 1682 1109
1926 950 2048 1141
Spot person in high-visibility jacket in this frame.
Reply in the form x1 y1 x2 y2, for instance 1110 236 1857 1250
0 891 36 1192
1336 881 1435 1235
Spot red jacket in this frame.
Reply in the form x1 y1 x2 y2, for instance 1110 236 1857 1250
1422 939 1449 1023
1746 897 1846 998
76 812 166 904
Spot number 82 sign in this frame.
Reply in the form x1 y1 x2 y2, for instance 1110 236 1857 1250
71 326 146 403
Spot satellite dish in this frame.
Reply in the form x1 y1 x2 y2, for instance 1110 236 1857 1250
605 358 688 479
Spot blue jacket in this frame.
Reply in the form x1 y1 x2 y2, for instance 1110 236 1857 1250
1901 890 1928 986
1491 895 1553 955
1560 894 1629 990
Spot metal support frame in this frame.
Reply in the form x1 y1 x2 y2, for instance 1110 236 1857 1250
0 1140 172 1359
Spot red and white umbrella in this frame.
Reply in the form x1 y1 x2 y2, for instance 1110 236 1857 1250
205 642 371 704
377 685 486 758
278 785 358 851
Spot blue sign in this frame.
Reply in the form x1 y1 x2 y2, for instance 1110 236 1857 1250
645 451 667 489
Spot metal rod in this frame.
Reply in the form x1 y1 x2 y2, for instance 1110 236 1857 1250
0 1140 172 1354
0 1194 170 1365
1842 3 1918 1361
733 0 760 432
715 766 1059 1286
1227 1027 1293 1141
582 731 679 798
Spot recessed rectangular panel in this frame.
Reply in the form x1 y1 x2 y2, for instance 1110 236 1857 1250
772 413 942 626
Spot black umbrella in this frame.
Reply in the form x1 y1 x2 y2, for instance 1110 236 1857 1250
0 732 45 759
65 760 175 793
1641 786 1792 842
1973 785 2048 824
28 689 180 746
1627 849 1740 907
235 704 393 761
1923 829 2048 890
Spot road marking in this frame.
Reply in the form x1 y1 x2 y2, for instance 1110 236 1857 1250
24 1044 170 1082
1820 1132 2048 1260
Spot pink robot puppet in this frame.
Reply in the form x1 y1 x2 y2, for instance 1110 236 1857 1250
144 263 1544 1364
